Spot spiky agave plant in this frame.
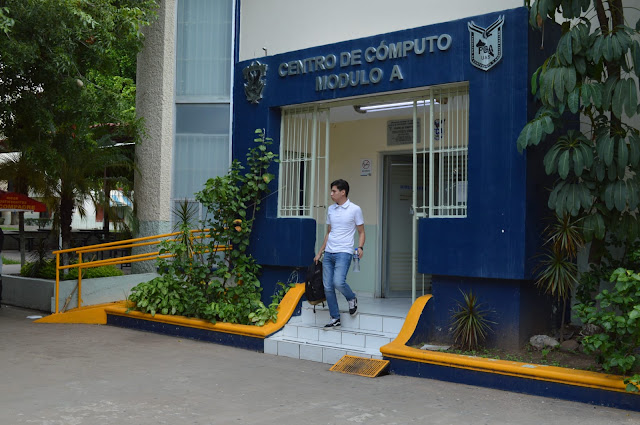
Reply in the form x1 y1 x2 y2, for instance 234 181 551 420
172 199 199 260
450 290 495 351
535 214 583 341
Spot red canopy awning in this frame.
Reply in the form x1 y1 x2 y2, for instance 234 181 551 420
0 191 46 212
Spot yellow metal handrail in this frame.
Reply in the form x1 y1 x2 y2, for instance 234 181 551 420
52 229 231 314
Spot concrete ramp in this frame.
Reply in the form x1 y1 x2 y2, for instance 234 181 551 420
35 301 128 324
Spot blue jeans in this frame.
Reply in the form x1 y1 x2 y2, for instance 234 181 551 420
322 252 356 319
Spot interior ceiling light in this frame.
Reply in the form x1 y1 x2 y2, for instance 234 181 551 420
353 99 439 114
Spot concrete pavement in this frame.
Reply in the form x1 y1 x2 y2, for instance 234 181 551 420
0 304 638 425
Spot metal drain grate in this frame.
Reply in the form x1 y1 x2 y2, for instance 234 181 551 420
329 355 390 378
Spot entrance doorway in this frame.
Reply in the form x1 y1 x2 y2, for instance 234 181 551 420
382 154 430 297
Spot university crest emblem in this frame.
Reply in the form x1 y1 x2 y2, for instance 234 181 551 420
243 61 268 104
467 15 504 71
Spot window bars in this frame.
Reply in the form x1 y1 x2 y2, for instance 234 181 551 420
414 84 469 219
278 106 329 219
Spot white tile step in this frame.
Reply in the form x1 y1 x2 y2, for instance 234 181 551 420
295 309 406 334
265 334 385 364
277 322 397 349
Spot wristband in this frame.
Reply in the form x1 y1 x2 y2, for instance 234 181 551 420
358 246 364 250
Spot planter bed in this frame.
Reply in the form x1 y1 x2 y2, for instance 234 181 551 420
380 295 640 412
104 283 306 351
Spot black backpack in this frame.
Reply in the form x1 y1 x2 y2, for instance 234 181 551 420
305 260 326 309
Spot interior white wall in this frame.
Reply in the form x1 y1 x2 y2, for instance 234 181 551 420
239 0 524 60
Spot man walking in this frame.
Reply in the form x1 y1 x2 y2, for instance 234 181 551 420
314 179 365 327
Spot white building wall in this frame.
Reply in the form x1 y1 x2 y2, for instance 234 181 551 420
239 0 524 60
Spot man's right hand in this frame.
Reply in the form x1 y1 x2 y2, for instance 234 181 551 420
314 252 322 264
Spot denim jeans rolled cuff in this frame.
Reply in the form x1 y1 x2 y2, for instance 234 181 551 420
322 251 356 319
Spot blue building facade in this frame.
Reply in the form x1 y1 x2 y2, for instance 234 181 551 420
232 7 559 348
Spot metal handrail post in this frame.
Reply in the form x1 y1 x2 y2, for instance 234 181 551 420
77 252 83 309
55 252 60 313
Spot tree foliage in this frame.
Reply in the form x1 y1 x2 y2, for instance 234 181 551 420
518 1 640 248
0 0 157 252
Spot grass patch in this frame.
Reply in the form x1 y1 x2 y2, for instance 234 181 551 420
2 256 20 264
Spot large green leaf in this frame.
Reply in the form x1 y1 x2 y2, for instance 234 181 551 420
568 88 580 113
554 68 566 102
581 84 591 108
598 133 614 166
541 115 554 134
573 54 586 74
625 78 637 118
544 144 562 174
578 141 594 167
613 180 627 212
590 83 602 108
604 182 615 210
628 179 639 211
564 66 576 93
558 149 571 179
629 133 640 166
601 75 618 110
565 184 581 216
591 33 604 62
602 34 613 62
528 120 543 146
558 32 573 65
531 68 541 95
573 147 584 176
612 79 626 119
633 41 640 74
543 68 556 106
618 137 629 172
579 183 593 210
615 30 632 54
610 32 622 60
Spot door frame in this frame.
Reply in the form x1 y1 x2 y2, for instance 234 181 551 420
380 152 414 298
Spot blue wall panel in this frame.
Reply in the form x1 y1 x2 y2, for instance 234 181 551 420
388 358 640 412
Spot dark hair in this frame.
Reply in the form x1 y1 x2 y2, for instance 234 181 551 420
331 179 349 197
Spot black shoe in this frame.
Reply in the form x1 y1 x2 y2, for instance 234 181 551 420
348 297 358 315
324 318 340 328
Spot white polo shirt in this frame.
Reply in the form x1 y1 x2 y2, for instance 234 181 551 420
325 199 364 254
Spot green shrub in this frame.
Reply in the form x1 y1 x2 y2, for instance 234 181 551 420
20 259 123 280
67 266 124 279
127 130 288 326
575 268 640 392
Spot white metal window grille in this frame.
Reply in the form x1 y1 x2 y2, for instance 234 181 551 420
414 84 469 218
278 107 329 219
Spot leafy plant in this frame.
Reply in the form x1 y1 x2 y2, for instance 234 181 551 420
450 290 495 351
20 258 123 280
574 267 640 392
534 214 583 340
128 130 286 326
517 1 640 267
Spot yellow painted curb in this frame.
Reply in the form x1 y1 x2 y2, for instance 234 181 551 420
104 283 306 338
380 294 634 395
34 301 126 324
